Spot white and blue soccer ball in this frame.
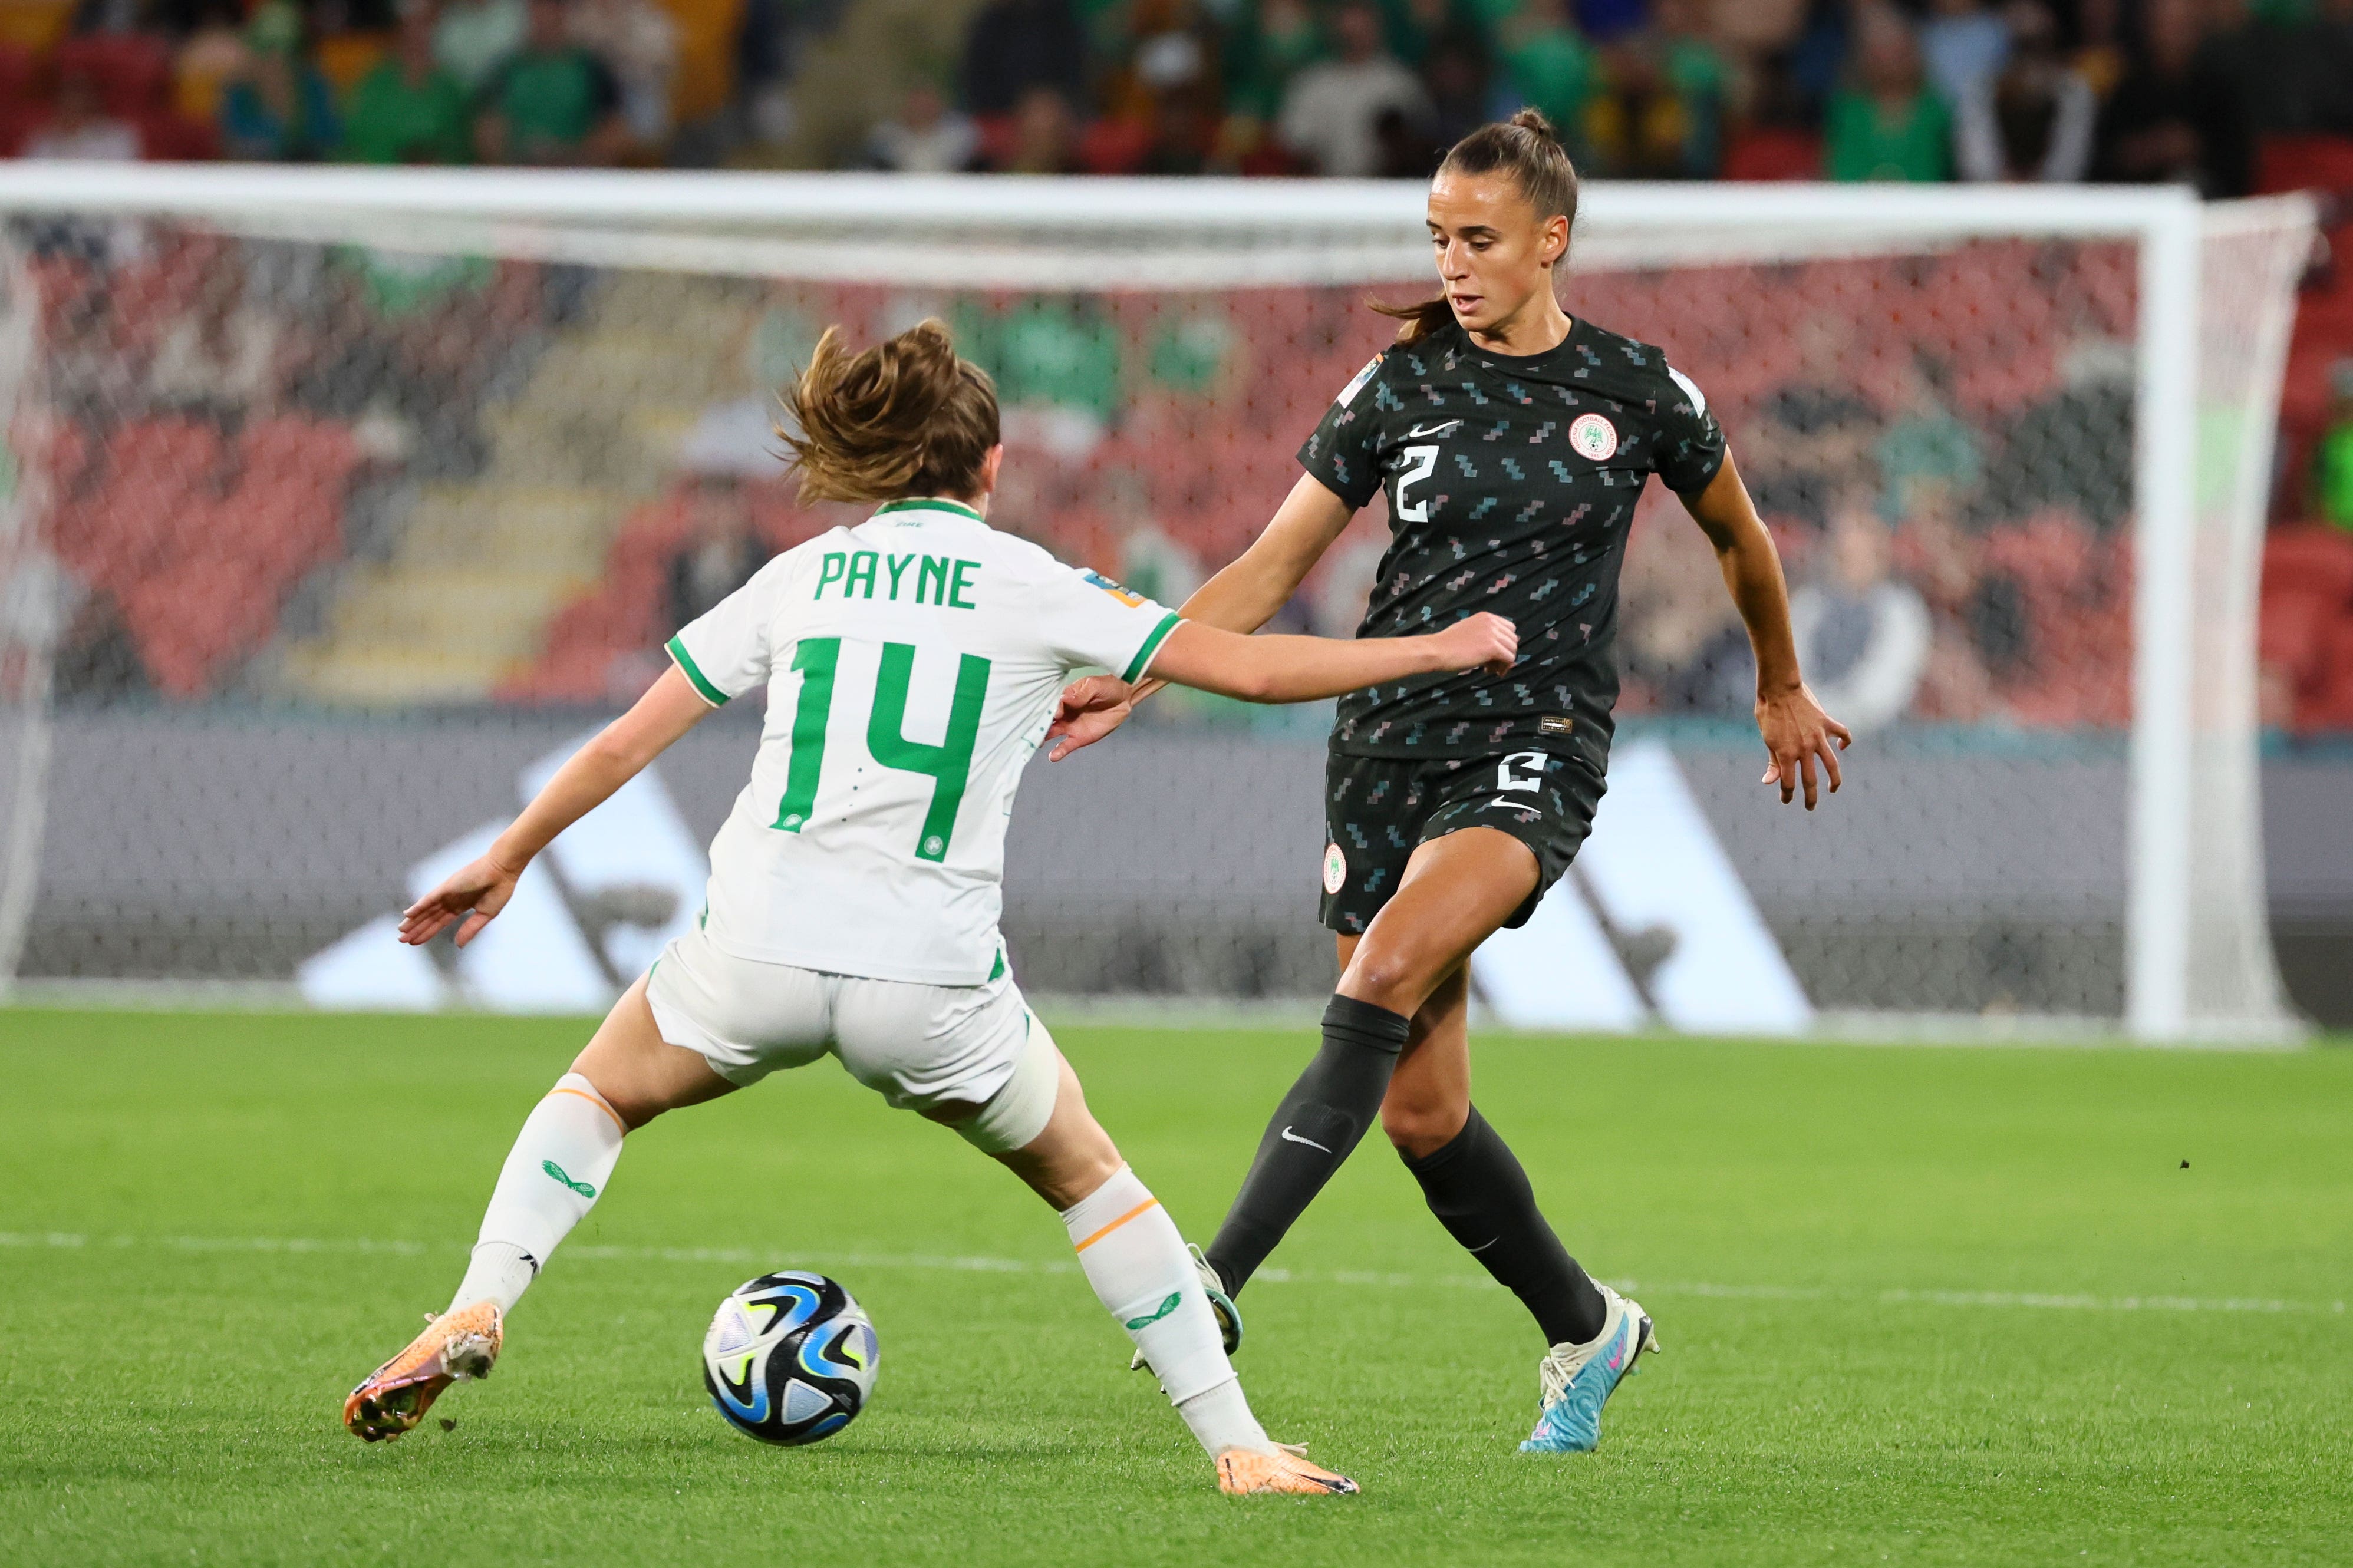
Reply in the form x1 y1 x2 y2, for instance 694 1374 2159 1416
700 1272 878 1445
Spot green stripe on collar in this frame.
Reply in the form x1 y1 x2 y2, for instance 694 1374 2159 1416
874 497 985 523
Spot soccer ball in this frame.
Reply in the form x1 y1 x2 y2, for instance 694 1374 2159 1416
700 1271 878 1445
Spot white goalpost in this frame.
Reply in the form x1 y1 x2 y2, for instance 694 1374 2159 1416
0 166 2315 1040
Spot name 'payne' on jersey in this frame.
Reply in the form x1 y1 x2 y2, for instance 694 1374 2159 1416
1299 316 1725 763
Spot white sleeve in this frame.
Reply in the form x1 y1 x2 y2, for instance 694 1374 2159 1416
1034 565 1182 682
665 553 793 705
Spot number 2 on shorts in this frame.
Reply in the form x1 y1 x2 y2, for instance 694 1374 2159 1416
1497 750 1547 794
772 636 992 863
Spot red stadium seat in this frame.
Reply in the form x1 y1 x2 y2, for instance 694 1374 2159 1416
2296 613 2353 730
2258 529 2353 730
229 477 342 588
54 418 224 594
2256 134 2353 196
136 109 219 161
1984 511 2095 592
115 544 275 698
1722 129 1823 183
1077 118 1153 176
28 416 94 501
973 115 1018 170
2261 525 2353 606
51 33 171 115
42 412 365 696
242 415 362 497
2262 587 2333 692
0 41 35 154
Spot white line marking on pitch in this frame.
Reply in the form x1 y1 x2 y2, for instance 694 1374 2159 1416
4 1230 2345 1317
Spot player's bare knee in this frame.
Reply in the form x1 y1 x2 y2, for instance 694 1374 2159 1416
1004 1134 1121 1211
1340 943 1439 1016
1379 1093 1465 1159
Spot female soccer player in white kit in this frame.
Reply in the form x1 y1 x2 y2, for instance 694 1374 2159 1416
342 320 1518 1496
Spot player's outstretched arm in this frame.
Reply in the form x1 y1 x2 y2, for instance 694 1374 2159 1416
398 666 716 948
1046 474 1356 759
1680 451 1853 810
1146 612 1515 705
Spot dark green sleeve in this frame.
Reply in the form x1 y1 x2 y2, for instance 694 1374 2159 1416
436 75 476 163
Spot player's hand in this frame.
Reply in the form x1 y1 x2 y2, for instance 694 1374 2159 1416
1431 612 1518 676
1756 681 1851 810
1045 674 1134 761
398 851 526 947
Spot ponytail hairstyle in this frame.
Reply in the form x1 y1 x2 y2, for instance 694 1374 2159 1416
777 318 1001 504
1373 107 1581 345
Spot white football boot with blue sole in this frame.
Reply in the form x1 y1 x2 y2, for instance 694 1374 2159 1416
1520 1283 1659 1454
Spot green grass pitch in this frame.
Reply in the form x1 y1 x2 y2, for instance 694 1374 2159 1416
1 1009 2347 1566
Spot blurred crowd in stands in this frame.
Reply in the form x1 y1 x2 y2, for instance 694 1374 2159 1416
8 0 2353 733
886 0 2349 190
0 0 2347 185
0 0 681 166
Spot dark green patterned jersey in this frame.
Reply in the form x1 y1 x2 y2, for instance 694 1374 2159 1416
1298 315 1726 761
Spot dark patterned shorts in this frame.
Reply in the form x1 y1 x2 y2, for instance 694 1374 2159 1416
1318 745 1606 936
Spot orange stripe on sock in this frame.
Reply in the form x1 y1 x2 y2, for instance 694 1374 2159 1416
550 1086 626 1135
1072 1197 1160 1253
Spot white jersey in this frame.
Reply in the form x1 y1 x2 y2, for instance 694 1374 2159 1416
665 497 1181 986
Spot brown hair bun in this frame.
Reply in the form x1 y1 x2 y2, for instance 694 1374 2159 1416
778 319 1000 505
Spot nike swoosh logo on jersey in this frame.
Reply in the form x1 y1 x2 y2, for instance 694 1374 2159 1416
1481 797 1543 815
1406 420 1462 438
1280 1127 1333 1152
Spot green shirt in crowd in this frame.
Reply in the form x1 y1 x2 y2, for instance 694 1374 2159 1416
1825 88 1955 183
341 60 473 164
483 46 619 158
1503 24 1597 144
2320 423 2353 532
954 298 1123 423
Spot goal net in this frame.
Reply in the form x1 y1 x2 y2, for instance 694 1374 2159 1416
0 168 2315 1041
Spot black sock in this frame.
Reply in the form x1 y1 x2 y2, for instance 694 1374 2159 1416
1205 995 1409 1296
1402 1105 1606 1347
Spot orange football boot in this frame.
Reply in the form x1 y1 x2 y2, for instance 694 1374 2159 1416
343 1301 503 1442
1217 1445 1360 1496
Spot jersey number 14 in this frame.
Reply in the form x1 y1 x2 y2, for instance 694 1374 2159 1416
769 637 992 863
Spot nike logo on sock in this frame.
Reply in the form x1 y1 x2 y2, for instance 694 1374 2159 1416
1123 1291 1183 1331
1280 1126 1333 1153
542 1160 597 1198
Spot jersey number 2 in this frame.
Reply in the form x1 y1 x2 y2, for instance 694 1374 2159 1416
1393 444 1439 523
770 636 993 863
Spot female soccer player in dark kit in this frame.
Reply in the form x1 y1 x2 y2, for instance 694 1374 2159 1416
1045 109 1851 1453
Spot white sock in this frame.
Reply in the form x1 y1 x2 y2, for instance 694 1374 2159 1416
449 1073 626 1315
1174 1380 1269 1458
1061 1165 1271 1457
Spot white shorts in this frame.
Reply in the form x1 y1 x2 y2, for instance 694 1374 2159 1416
644 926 1060 1154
